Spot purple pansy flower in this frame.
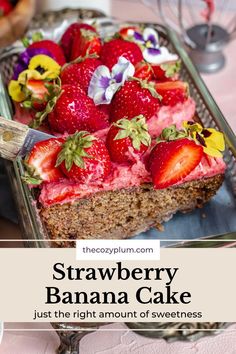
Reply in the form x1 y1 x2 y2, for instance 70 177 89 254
13 48 54 80
88 56 135 105
133 27 178 65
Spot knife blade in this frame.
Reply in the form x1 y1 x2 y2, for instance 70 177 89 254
0 116 54 161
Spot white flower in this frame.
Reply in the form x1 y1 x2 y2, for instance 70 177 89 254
88 56 135 105
133 27 179 64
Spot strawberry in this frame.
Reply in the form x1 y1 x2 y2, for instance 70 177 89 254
24 80 49 111
24 138 65 185
0 0 13 17
29 40 66 66
149 138 203 189
134 61 153 81
119 26 140 40
71 29 102 61
155 81 189 107
110 79 161 123
48 84 109 134
106 115 151 164
60 23 97 61
56 132 111 183
42 185 82 206
61 57 102 93
151 60 181 81
100 39 143 70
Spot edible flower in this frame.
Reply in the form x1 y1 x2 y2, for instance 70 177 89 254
8 80 26 102
132 27 178 64
183 121 225 158
13 48 54 80
28 55 61 79
9 55 60 103
158 122 225 158
88 56 135 105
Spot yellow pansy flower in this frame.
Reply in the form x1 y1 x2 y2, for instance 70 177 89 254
8 80 26 102
28 55 61 79
183 121 225 158
18 69 46 84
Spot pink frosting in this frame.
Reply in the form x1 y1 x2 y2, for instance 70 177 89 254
39 157 151 206
39 154 225 207
148 97 196 138
17 96 224 207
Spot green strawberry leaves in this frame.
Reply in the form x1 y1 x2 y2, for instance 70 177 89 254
56 131 96 171
114 115 151 151
29 77 62 129
161 60 181 78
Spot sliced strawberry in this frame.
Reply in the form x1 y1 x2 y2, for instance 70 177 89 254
24 138 65 185
149 138 203 189
26 80 48 99
22 80 49 111
155 81 189 107
60 23 97 60
44 187 81 206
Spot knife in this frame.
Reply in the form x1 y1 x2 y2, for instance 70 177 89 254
0 116 53 161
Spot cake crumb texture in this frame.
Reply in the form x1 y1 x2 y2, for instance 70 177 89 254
40 174 223 242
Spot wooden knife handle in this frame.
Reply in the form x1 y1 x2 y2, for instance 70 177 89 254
0 116 29 161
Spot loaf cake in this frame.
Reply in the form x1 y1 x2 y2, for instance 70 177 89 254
8 23 226 241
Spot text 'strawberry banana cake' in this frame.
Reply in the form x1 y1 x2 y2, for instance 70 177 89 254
8 24 226 241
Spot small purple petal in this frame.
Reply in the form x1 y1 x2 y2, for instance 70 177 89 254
113 71 123 83
27 47 54 59
99 76 110 89
147 47 161 56
12 63 25 80
143 27 159 46
134 31 144 43
102 92 107 101
18 51 31 66
146 34 158 47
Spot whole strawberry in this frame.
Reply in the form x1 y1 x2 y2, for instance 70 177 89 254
60 23 97 61
100 39 143 70
56 131 111 183
155 81 189 107
149 138 203 189
71 28 102 61
106 115 151 164
110 79 161 123
48 84 109 134
0 0 13 17
61 57 102 93
29 40 66 66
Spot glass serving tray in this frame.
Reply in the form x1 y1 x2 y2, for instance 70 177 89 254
0 9 236 248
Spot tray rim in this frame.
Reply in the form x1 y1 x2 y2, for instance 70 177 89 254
1 15 236 247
